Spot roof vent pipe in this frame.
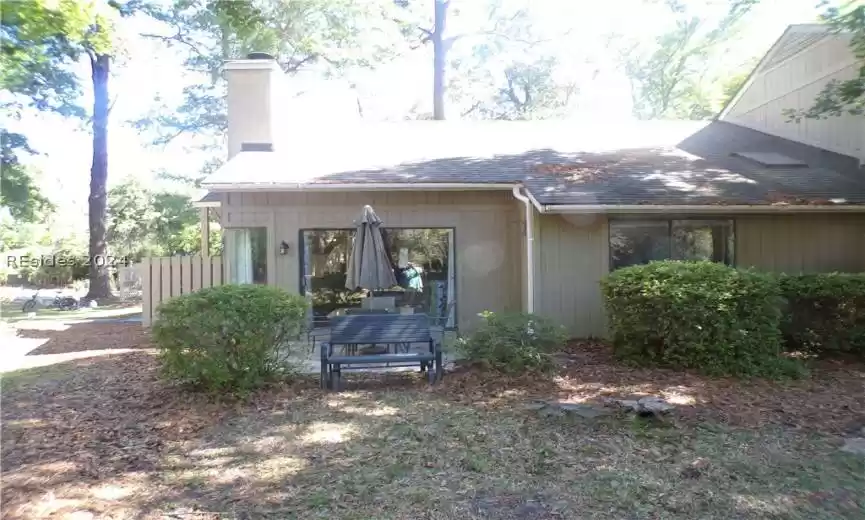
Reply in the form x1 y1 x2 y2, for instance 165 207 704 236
512 184 535 314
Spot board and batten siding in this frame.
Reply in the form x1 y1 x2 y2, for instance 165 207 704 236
533 212 865 339
722 34 865 162
534 213 610 338
736 214 865 273
218 190 523 329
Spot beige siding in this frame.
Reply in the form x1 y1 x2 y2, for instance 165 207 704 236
534 212 864 339
220 190 522 329
216 190 864 337
534 214 609 338
736 214 865 273
225 66 280 159
723 35 865 161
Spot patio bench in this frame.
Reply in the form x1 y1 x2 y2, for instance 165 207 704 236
320 314 443 390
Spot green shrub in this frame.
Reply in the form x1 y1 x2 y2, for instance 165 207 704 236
779 273 865 358
601 261 799 377
152 284 308 394
455 311 567 373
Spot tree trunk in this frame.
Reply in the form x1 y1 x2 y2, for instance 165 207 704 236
86 53 112 299
432 0 448 120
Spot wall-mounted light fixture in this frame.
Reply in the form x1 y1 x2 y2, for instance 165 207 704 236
279 241 289 255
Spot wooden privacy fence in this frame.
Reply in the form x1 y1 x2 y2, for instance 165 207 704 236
140 256 224 326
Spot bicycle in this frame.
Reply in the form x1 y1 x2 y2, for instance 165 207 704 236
21 290 81 312
21 290 44 313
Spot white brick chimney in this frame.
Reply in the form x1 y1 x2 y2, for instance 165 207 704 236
224 53 283 159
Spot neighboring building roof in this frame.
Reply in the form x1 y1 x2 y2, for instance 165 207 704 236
193 191 221 207
717 23 839 120
202 120 865 207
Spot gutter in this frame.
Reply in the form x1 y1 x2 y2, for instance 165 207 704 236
537 204 865 214
201 182 516 192
511 184 535 314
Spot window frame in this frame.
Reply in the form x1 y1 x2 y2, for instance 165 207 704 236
298 226 458 327
608 217 736 271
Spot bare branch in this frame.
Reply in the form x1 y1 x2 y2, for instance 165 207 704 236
460 101 482 117
280 54 318 73
107 95 119 116
141 31 208 62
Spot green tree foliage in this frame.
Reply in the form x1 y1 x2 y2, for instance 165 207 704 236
0 0 133 298
0 0 95 225
0 0 95 118
0 130 53 222
137 0 406 146
786 1 864 120
620 0 759 120
486 57 576 120
106 179 216 260
398 0 574 120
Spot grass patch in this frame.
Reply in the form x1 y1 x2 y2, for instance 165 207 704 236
0 364 72 391
2 336 864 519
0 301 140 324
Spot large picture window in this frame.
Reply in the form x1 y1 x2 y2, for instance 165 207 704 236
610 219 733 270
300 228 454 325
224 227 267 284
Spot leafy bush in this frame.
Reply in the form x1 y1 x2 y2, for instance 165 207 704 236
153 284 308 394
601 261 800 377
779 273 865 358
455 311 567 373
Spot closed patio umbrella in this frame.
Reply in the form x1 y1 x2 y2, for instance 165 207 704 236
345 205 398 291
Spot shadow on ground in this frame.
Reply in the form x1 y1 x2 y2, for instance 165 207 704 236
16 322 152 356
2 339 865 519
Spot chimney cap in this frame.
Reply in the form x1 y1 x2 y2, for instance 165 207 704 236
247 52 275 60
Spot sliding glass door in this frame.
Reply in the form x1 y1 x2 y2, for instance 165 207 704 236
300 228 455 326
224 227 267 284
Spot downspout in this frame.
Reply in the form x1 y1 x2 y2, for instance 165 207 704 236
512 184 534 313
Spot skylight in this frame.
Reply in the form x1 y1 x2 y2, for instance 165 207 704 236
732 152 807 167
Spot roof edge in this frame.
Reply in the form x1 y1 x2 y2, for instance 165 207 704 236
201 182 518 192
541 204 865 214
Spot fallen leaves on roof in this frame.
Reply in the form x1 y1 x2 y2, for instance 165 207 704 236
533 160 621 184
766 191 838 206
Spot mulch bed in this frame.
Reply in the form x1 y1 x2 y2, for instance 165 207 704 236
16 323 153 356
2 324 865 518
441 340 865 435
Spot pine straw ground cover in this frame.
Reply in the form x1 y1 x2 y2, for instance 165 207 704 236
2 324 865 519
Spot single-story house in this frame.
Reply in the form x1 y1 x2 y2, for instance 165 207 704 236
195 24 865 337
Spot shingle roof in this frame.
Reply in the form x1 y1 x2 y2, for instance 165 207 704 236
761 25 830 70
202 120 865 207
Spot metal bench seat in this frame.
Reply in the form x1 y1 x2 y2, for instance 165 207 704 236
320 314 443 390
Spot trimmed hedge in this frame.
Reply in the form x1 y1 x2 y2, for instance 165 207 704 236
601 261 797 377
455 311 568 373
153 284 308 394
780 273 865 358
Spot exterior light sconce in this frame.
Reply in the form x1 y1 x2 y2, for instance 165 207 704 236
279 241 290 255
